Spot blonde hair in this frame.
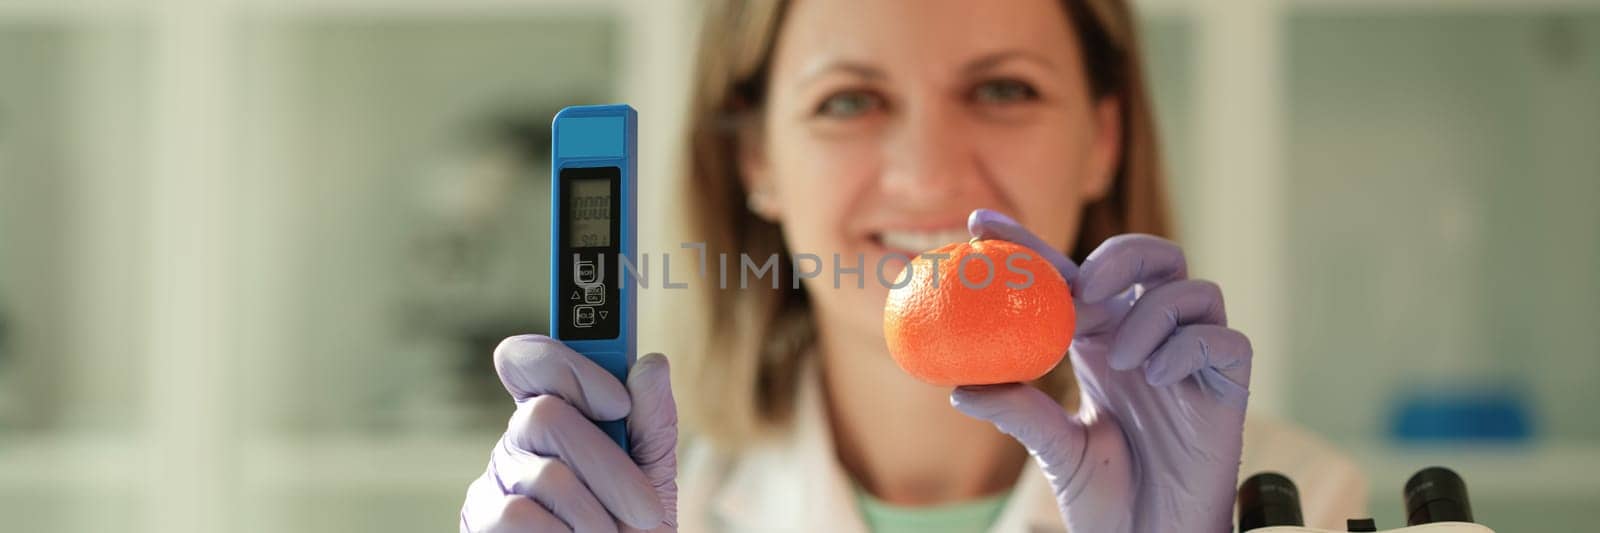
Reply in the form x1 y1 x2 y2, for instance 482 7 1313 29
676 0 1172 447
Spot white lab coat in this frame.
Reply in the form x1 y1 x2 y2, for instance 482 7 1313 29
677 363 1368 532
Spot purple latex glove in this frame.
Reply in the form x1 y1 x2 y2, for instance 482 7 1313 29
952 209 1252 533
461 335 678 532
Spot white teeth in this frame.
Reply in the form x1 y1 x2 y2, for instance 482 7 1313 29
879 228 970 255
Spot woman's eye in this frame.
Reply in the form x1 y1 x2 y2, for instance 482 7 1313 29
815 90 883 118
972 79 1038 104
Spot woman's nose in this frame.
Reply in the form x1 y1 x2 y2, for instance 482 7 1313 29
879 108 976 206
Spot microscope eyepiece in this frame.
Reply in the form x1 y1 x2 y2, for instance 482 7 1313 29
1238 471 1305 531
1404 466 1474 525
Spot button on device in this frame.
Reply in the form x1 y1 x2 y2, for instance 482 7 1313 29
574 305 596 327
576 260 598 285
584 284 605 305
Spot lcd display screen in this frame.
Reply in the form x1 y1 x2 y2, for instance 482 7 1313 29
568 177 611 248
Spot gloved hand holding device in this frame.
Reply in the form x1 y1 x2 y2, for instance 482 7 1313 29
460 335 679 533
953 209 1253 533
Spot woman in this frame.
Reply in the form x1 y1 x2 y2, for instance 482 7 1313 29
462 0 1365 531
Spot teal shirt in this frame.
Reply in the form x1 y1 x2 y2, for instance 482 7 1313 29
853 486 1012 533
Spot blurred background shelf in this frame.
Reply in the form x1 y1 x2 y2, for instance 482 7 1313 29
1349 443 1600 530
1348 443 1600 498
239 435 495 490
0 435 143 490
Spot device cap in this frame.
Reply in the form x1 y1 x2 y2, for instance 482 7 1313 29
1237 471 1304 531
1404 466 1474 525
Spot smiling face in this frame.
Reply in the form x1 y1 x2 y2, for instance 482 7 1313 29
740 0 1123 340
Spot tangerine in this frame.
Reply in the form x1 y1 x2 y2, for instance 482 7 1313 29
882 239 1075 386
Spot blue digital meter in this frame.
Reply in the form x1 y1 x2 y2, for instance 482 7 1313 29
550 104 637 451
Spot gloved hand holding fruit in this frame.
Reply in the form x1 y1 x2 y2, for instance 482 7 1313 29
883 208 1254 533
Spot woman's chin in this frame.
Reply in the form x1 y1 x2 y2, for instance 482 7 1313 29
809 286 891 339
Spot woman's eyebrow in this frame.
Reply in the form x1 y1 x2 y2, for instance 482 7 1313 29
796 59 887 88
963 50 1058 74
